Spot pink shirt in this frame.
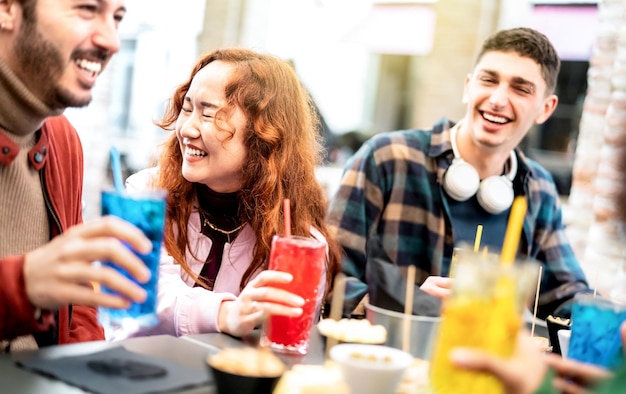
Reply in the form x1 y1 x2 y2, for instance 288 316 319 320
125 168 327 337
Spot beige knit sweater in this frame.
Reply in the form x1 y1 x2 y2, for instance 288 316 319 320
0 59 62 352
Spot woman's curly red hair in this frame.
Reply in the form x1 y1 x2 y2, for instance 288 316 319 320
154 48 341 296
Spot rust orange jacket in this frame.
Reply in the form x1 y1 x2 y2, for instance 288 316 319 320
0 115 104 344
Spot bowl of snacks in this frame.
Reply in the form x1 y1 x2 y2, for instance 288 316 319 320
329 343 413 394
207 347 286 394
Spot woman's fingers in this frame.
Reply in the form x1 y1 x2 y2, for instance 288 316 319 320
250 270 294 286
545 353 611 385
552 377 591 394
253 300 303 318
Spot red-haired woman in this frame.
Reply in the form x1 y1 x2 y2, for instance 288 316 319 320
126 48 341 338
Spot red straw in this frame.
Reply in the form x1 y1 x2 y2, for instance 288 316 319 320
283 198 291 237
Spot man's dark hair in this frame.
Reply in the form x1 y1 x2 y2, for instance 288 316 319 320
476 27 561 95
14 0 37 22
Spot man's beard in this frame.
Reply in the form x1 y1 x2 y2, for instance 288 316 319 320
14 19 92 110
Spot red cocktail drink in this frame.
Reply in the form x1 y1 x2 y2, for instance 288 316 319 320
260 235 325 355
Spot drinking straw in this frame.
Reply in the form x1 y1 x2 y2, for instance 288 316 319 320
402 265 416 353
325 274 346 359
530 265 543 338
329 274 346 322
500 197 527 266
95 147 124 295
473 224 483 252
109 146 124 193
283 198 291 237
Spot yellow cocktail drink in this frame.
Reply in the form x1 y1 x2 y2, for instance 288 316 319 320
430 259 537 394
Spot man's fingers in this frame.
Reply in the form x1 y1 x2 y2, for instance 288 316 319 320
420 276 453 299
35 282 134 310
56 237 151 283
23 217 154 311
32 263 147 309
433 276 454 288
92 266 149 303
421 285 451 299
72 216 152 254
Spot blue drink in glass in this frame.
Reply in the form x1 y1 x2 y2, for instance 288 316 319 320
99 188 167 335
568 294 626 369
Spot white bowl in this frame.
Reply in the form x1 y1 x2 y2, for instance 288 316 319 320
329 343 413 394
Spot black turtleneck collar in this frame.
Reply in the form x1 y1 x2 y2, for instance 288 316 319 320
195 183 242 231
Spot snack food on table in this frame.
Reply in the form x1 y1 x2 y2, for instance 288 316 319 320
329 343 413 394
396 358 430 394
532 336 552 353
546 314 571 355
207 347 285 377
272 363 349 394
273 351 428 394
546 315 571 327
317 318 387 344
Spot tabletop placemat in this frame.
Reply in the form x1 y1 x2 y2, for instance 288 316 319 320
17 346 210 394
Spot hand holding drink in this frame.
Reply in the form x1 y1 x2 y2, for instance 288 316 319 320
217 270 305 338
260 199 326 355
260 234 325 355
429 258 538 393
430 197 537 394
98 187 167 336
98 148 167 337
568 294 626 369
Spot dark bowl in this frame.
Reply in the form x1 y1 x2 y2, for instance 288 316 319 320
208 364 281 394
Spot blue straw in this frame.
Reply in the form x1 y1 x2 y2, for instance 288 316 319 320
109 146 124 193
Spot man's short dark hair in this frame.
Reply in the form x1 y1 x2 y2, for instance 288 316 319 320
476 27 561 95
14 0 37 21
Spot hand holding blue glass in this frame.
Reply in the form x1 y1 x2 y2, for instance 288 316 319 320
568 294 626 369
99 188 167 334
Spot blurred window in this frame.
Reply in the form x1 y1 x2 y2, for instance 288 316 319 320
110 39 137 136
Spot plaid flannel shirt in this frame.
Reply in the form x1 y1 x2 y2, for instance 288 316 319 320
327 118 590 319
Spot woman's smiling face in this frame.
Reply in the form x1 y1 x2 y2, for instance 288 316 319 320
175 61 248 193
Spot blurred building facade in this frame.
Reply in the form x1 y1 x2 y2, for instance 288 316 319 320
70 0 597 218
564 0 626 298
69 0 626 294
194 0 595 194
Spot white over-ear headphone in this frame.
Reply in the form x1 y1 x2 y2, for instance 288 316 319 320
443 125 517 214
